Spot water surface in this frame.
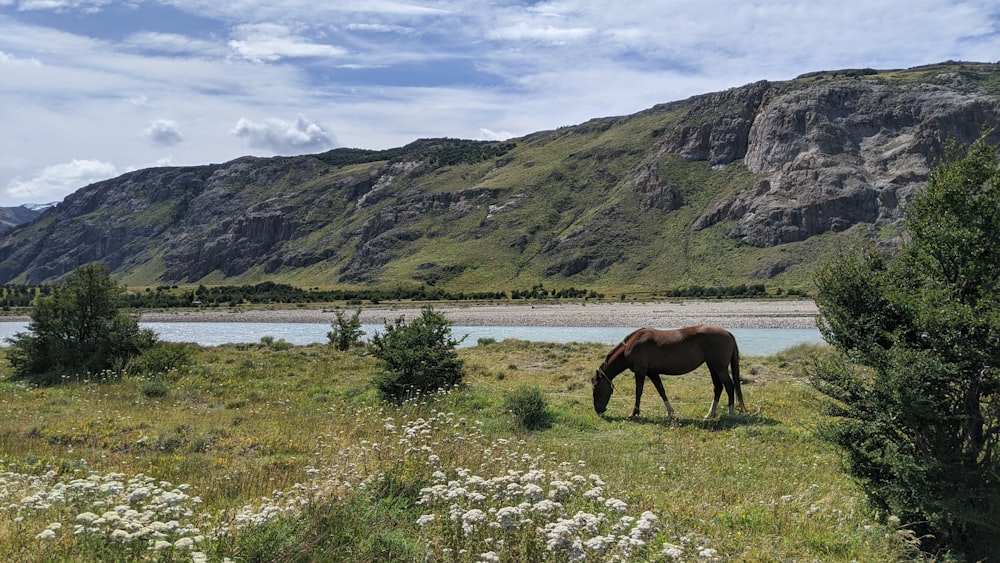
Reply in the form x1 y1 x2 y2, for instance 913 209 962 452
0 322 823 356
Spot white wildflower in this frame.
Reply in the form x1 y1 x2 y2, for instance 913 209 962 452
76 512 99 524
605 498 628 513
462 509 487 535
532 499 563 516
661 542 685 560
523 483 544 502
494 506 522 530
175 537 195 550
584 534 616 554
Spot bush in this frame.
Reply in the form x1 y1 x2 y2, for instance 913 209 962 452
369 306 465 403
811 132 1000 559
328 307 364 351
260 336 293 350
5 263 157 385
127 342 193 379
141 376 170 398
504 385 552 430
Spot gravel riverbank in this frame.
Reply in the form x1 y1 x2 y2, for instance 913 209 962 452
139 299 819 330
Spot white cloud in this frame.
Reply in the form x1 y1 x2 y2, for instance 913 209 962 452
145 119 184 147
0 48 40 65
5 159 118 203
228 23 347 63
342 22 413 34
122 32 225 57
478 128 514 141
230 114 337 154
13 0 110 13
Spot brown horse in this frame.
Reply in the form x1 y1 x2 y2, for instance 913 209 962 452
591 325 745 419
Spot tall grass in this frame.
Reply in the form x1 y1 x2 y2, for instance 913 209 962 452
0 340 916 561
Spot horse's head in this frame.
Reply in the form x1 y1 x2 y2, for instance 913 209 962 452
591 368 613 414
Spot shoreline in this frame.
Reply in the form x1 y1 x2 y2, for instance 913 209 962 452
134 299 819 330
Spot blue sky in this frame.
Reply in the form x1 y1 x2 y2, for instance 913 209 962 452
1 1 998 207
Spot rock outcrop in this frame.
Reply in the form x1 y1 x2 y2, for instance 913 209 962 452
682 71 1000 245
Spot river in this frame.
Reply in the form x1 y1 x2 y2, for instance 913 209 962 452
0 322 823 356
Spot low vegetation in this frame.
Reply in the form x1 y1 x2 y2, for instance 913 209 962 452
0 339 916 561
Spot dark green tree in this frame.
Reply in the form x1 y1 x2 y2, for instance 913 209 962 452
369 306 465 403
327 307 364 351
6 263 157 385
811 132 1000 559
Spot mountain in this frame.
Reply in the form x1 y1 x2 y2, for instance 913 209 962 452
0 205 43 232
1 61 998 293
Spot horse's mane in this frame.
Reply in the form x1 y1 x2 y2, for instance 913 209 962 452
601 329 645 367
601 342 623 366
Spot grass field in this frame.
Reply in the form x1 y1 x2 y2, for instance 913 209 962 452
0 339 916 561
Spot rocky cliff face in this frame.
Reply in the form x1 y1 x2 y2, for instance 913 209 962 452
667 71 1000 246
0 62 997 290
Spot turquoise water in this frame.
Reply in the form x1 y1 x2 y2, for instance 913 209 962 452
0 322 823 356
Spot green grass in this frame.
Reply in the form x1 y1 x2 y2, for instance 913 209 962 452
0 340 916 561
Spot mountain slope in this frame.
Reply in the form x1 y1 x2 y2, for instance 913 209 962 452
1 61 998 293
0 206 42 231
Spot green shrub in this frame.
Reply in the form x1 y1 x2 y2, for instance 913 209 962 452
328 307 364 351
260 336 293 350
128 342 193 379
369 306 465 403
141 377 170 398
5 263 157 385
504 385 552 430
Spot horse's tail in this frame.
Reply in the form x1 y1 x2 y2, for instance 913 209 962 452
731 338 746 410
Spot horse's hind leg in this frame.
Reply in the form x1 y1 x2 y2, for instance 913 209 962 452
720 369 737 415
647 374 674 418
706 370 724 419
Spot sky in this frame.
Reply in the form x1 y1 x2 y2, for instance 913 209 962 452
1 1 998 207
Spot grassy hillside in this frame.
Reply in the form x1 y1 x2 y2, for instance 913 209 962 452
0 340 916 561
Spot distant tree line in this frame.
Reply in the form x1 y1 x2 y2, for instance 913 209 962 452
0 284 49 308
2 280 797 311
509 284 602 300
315 139 515 169
425 141 516 167
658 284 770 298
120 282 602 308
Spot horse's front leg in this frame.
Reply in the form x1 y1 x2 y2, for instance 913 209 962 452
647 374 674 418
631 372 645 417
